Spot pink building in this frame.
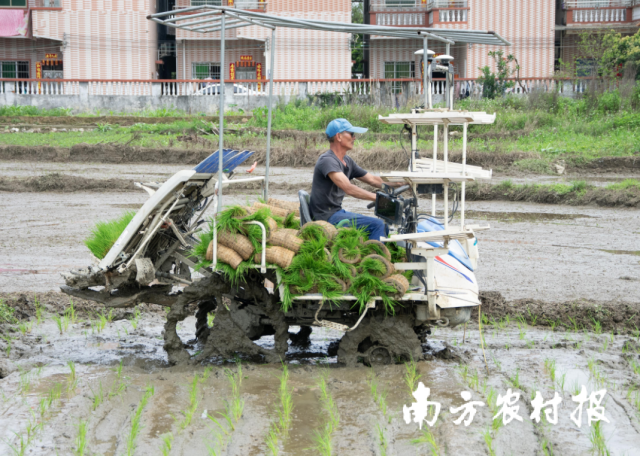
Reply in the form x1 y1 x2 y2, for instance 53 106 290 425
0 0 158 80
174 0 352 81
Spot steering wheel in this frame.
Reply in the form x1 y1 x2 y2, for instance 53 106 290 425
367 184 411 209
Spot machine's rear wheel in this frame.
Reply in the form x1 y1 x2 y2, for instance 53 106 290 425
337 315 422 367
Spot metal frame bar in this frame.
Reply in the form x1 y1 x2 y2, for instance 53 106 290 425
216 12 226 213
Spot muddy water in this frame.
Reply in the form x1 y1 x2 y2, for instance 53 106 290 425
2 185 638 302
2 311 640 455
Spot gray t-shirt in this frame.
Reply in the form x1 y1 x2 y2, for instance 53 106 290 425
309 150 367 221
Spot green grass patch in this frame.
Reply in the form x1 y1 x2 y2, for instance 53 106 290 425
606 178 640 190
84 211 135 259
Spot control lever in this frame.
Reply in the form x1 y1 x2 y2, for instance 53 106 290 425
367 201 375 209
392 184 410 196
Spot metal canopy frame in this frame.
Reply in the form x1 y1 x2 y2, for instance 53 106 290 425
147 6 510 210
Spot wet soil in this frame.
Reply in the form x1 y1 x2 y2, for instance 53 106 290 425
467 182 640 208
4 143 639 175
1 305 640 455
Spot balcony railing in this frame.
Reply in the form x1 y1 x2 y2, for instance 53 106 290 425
188 0 267 11
563 0 635 8
35 0 61 7
573 8 628 21
370 0 467 12
439 9 467 21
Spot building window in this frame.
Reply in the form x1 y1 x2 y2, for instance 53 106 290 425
193 62 221 80
576 58 597 77
0 0 27 7
191 0 223 6
385 61 411 93
1 61 29 79
385 0 415 7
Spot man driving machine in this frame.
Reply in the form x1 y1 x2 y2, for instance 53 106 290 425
309 118 401 241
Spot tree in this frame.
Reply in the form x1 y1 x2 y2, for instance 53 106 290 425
601 29 640 79
351 2 364 77
476 50 519 99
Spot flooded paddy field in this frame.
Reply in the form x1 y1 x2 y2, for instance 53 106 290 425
1 157 640 455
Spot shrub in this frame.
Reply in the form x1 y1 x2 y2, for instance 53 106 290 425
598 90 621 114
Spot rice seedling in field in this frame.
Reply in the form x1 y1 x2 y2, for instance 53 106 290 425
52 314 69 335
483 429 496 456
589 421 611 456
89 382 104 411
19 370 33 395
34 295 44 324
591 318 603 334
312 372 340 456
277 364 293 434
126 385 154 456
507 369 522 390
6 431 28 456
0 298 18 324
84 211 135 259
486 388 503 432
130 307 141 330
411 426 440 456
109 361 127 399
367 371 389 418
631 359 640 376
601 339 609 353
74 419 88 456
544 359 556 383
66 300 77 325
265 424 279 456
404 358 420 397
223 362 245 424
2 334 13 356
160 432 173 456
588 358 607 387
376 423 388 456
17 321 33 335
557 373 566 391
39 383 62 418
178 374 200 431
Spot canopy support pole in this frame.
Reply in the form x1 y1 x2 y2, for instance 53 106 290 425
216 12 226 213
264 28 276 201
422 36 430 109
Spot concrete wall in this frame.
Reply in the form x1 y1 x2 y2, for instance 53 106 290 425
0 80 587 114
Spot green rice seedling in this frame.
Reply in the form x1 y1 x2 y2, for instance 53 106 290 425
66 300 77 325
508 369 522 390
2 334 13 355
557 373 566 391
591 318 603 334
96 311 108 332
179 374 200 431
518 323 525 340
0 298 18 324
486 388 503 432
631 359 640 376
410 426 440 456
160 432 173 456
568 316 579 332
376 423 388 456
313 371 340 456
202 366 213 381
84 211 135 259
6 431 28 456
589 421 610 456
52 314 69 335
265 424 279 455
544 359 556 383
601 339 609 353
277 365 293 434
89 382 104 411
588 358 606 386
483 429 496 456
109 361 127 399
126 385 154 456
527 309 539 326
74 419 88 456
18 321 33 335
404 358 420 397
19 370 33 395
34 295 43 324
130 307 141 330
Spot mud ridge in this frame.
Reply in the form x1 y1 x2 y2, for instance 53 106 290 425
478 291 640 333
466 182 640 207
0 143 537 171
0 114 252 127
0 173 135 193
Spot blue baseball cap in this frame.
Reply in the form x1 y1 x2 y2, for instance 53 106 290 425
325 118 368 139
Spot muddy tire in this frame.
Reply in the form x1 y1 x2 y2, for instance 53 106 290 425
195 298 217 342
337 315 422 367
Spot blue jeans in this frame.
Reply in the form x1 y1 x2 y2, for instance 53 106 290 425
327 209 388 241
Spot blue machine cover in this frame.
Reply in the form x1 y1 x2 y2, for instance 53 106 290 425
417 217 474 271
